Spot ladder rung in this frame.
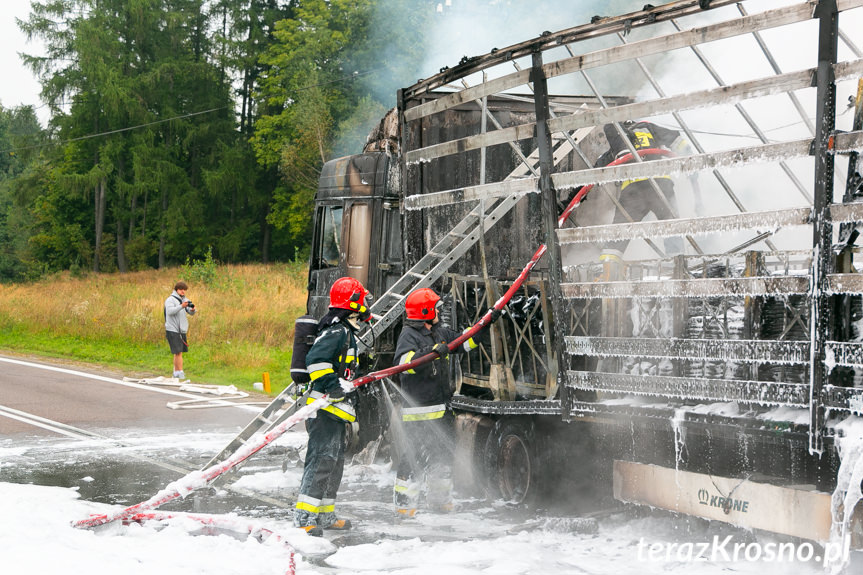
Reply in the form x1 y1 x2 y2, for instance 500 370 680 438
407 271 424 278
428 251 445 259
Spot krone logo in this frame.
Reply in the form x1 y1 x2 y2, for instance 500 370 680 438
697 488 710 505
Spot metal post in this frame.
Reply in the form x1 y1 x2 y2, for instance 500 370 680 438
398 88 423 273
530 51 569 404
808 0 838 455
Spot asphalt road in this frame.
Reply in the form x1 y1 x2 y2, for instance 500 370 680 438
0 355 266 437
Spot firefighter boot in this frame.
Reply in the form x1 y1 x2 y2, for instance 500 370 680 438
427 469 454 513
293 510 323 537
394 476 420 518
318 511 352 531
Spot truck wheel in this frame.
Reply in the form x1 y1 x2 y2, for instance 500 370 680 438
483 419 542 504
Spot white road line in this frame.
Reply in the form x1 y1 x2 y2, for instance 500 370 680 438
0 355 262 413
0 406 96 440
0 403 294 508
0 404 191 473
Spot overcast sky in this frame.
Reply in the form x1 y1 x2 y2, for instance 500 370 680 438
1 0 46 123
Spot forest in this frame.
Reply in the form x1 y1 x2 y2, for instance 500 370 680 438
0 0 432 281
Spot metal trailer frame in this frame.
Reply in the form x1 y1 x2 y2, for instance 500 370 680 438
386 0 863 457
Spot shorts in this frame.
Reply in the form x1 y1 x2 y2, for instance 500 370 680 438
166 331 188 354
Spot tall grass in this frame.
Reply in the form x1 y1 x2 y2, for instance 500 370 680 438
0 262 310 392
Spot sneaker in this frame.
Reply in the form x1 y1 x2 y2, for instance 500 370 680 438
299 524 323 537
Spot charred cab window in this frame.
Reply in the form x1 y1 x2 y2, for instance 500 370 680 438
317 205 343 268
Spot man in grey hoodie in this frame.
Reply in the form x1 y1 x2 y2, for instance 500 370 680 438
164 281 197 379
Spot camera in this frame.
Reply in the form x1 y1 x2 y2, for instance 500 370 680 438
187 301 195 309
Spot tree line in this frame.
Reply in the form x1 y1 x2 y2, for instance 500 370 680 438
0 0 432 281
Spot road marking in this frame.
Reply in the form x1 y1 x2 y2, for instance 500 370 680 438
0 404 99 441
0 355 262 412
0 404 190 473
0 403 294 508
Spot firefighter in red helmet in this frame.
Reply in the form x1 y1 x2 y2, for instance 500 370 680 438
294 276 371 536
392 287 478 517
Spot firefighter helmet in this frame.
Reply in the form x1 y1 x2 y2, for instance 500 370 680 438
405 288 441 321
329 277 371 317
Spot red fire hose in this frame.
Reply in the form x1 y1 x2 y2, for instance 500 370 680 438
72 146 673 535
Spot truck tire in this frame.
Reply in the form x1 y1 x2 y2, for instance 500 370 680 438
483 418 544 504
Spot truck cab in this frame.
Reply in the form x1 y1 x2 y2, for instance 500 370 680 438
307 152 403 331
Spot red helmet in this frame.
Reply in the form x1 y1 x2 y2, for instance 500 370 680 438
329 277 370 315
405 288 441 321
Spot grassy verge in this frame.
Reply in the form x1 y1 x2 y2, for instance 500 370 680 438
0 262 310 394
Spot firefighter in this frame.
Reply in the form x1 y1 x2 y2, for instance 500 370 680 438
392 288 478 517
293 276 371 536
595 120 701 269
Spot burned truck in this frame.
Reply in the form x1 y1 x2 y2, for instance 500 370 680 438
305 0 863 546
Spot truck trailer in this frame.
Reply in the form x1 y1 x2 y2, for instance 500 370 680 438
303 0 863 549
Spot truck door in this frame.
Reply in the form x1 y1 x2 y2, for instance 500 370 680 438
308 203 344 318
307 152 393 318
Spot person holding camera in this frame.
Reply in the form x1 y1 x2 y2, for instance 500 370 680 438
164 280 196 380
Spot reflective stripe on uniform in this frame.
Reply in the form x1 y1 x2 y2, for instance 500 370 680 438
295 493 323 513
619 174 671 191
394 477 420 497
399 350 417 374
461 328 478 351
308 361 334 381
402 403 446 421
296 317 318 325
307 391 356 422
320 498 336 514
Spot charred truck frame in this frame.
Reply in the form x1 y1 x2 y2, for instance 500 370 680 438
305 0 863 546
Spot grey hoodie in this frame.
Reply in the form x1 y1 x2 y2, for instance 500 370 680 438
165 290 195 333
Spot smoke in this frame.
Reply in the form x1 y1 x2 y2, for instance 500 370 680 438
349 0 863 257
353 0 647 114
414 0 640 80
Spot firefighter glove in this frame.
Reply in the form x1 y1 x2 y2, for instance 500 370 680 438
432 342 449 357
339 377 355 394
489 308 506 324
328 388 346 403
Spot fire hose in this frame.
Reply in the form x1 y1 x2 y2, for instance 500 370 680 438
72 147 674 553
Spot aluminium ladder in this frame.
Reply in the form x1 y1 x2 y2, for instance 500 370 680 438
356 124 595 352
203 122 594 469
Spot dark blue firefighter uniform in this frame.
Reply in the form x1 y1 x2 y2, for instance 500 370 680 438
393 320 476 514
294 312 358 530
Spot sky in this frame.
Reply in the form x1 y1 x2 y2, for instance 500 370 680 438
1 0 47 123
0 0 647 128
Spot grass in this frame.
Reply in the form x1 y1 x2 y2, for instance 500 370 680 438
0 262 310 394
